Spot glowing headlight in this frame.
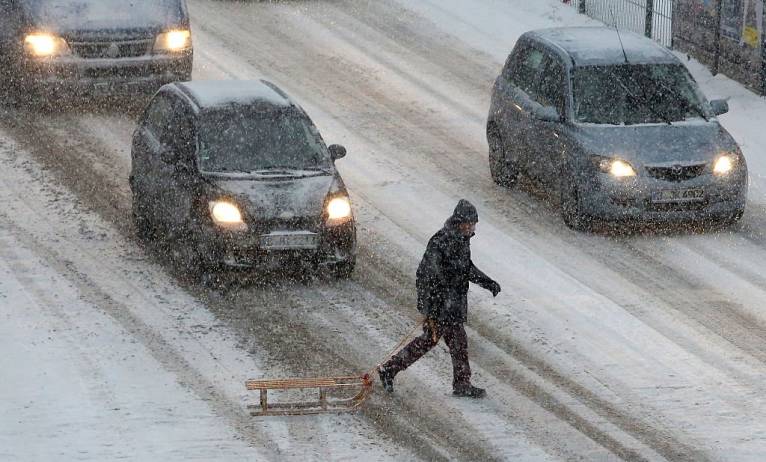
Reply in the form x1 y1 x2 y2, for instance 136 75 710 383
713 154 735 175
24 33 70 57
598 158 636 177
154 30 192 52
327 197 352 221
209 201 246 230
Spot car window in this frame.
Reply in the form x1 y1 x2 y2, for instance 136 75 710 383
572 64 709 125
26 0 184 31
197 108 330 173
172 103 195 159
143 94 175 147
0 0 20 39
536 55 565 113
508 47 544 97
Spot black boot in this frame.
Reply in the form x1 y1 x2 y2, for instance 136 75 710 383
378 366 396 393
453 384 486 398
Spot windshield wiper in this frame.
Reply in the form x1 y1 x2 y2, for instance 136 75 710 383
655 81 709 122
608 69 673 126
253 165 330 172
249 167 331 177
216 167 253 173
298 166 332 173
251 168 296 174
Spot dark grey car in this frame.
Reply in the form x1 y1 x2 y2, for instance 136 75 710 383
129 80 357 277
0 0 192 99
487 27 747 229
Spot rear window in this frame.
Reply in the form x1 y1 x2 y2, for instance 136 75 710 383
27 0 184 31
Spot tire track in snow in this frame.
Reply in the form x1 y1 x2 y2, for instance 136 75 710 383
0 146 285 459
187 2 707 459
0 0 756 458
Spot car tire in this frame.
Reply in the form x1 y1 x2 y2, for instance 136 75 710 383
487 124 518 187
560 173 591 231
330 258 356 279
132 192 156 241
172 233 221 278
722 208 745 228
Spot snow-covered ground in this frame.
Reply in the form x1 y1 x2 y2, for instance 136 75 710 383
3 0 766 460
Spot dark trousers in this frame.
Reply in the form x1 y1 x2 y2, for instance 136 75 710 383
382 319 471 388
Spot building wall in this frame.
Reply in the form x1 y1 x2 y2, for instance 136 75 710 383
673 0 765 93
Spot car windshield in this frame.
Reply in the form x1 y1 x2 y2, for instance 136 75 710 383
28 0 183 30
573 64 709 125
198 108 330 174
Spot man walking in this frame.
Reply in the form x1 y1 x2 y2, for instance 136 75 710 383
379 199 501 398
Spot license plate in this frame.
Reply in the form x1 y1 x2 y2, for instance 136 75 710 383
651 188 704 203
92 82 140 95
93 82 117 94
259 232 318 250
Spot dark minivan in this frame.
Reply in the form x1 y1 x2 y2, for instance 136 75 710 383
0 0 192 98
487 27 747 230
129 80 357 277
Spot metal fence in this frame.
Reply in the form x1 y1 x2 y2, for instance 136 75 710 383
565 0 675 47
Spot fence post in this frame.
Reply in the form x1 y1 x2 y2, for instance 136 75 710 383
761 7 766 95
645 0 654 39
713 0 723 75
579 0 585 15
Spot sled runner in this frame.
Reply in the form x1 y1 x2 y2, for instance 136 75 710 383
245 374 373 416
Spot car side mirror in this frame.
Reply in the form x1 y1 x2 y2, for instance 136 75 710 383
534 105 561 123
710 99 729 116
328 144 347 161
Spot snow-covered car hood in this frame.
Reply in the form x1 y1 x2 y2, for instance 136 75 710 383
573 121 740 166
24 0 185 39
209 174 337 221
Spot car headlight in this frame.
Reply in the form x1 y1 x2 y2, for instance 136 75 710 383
713 154 736 175
154 29 192 53
209 200 247 230
596 157 637 178
327 196 352 222
24 33 71 58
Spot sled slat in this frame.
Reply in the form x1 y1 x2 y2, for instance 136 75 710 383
245 374 373 416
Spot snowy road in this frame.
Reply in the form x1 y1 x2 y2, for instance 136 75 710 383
3 0 766 460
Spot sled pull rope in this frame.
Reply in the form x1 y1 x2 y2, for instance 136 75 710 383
245 317 425 416
367 317 427 377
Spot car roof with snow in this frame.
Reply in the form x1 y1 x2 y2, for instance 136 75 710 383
525 27 678 66
175 80 294 111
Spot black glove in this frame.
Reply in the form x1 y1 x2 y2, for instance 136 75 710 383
488 280 501 297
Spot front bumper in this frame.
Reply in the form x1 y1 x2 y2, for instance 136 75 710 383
579 169 747 223
21 52 192 96
196 220 357 270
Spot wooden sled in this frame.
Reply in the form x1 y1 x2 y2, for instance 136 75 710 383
245 374 373 416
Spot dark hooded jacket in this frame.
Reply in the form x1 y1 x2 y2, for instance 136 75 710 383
416 200 496 323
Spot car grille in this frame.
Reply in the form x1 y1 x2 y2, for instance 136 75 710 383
249 216 322 234
645 163 707 182
646 199 709 212
70 39 152 59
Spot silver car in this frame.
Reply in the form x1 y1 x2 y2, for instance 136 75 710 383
487 27 747 230
0 0 192 99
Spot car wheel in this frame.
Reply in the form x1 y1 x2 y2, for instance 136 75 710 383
174 234 222 278
132 193 156 241
722 208 745 228
330 258 356 279
560 173 591 231
487 124 518 187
